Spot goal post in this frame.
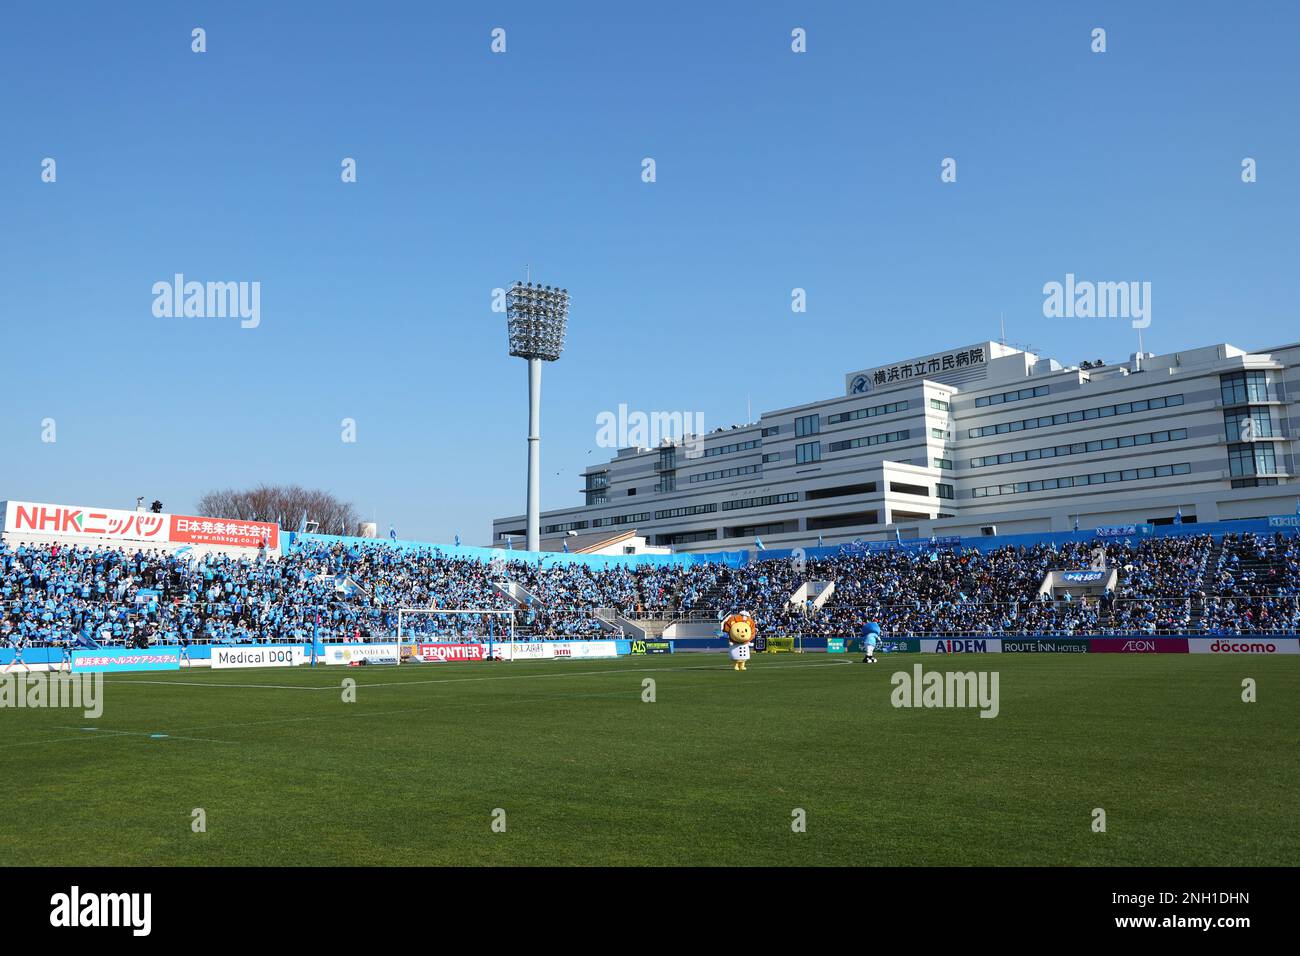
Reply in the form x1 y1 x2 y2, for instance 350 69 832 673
396 608 516 662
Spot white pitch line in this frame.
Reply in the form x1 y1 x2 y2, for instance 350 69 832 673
102 657 852 693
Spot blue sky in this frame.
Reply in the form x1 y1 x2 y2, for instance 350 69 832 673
1 1 1296 542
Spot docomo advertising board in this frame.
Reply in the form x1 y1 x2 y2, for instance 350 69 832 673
1187 638 1300 655
1 500 279 554
211 646 308 669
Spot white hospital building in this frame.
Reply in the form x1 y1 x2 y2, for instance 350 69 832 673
492 340 1299 553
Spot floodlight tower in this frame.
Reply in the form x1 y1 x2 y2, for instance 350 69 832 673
506 280 570 552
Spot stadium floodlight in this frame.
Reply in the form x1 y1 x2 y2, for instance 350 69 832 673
506 279 570 552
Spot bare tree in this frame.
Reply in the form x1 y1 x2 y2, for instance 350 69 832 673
195 484 360 535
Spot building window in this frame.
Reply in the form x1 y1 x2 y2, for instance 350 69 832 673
933 458 953 470
655 529 718 546
1228 443 1277 477
795 441 822 464
722 492 800 511
974 384 1049 408
702 438 762 458
935 483 954 499
1220 370 1269 405
1223 408 1274 442
762 452 781 463
544 521 588 533
929 398 949 411
654 503 717 519
762 426 779 437
827 400 908 425
969 427 1189 468
967 393 1184 438
972 462 1192 498
795 414 820 437
688 464 761 483
828 429 910 453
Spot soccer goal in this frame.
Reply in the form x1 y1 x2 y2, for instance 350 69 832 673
396 608 516 662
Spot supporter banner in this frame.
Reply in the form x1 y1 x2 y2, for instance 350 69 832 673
211 646 305 669
1267 515 1300 529
1000 638 1090 653
922 638 1002 653
169 514 279 550
72 648 182 673
826 638 846 653
845 638 919 653
416 643 487 662
1089 638 1188 653
1095 524 1153 538
322 643 400 665
1187 638 1300 655
2 499 278 551
1059 571 1107 584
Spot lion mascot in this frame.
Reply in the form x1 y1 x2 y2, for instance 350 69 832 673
721 612 756 671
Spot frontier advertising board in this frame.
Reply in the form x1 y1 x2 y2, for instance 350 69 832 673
416 643 489 662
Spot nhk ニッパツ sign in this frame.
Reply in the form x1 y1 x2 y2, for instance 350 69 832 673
2 500 278 550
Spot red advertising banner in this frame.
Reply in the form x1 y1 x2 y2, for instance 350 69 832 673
169 514 279 550
416 643 488 662
1088 638 1189 653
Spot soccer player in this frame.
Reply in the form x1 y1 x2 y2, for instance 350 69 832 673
860 621 881 664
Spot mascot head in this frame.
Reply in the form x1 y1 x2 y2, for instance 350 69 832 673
864 621 881 635
721 612 756 645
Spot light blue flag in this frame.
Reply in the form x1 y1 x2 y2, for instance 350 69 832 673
454 533 461 547
389 525 397 541
754 537 765 551
298 510 308 534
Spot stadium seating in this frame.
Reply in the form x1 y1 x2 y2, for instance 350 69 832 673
2 530 1298 647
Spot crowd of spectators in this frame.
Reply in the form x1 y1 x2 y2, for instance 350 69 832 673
2 530 1299 648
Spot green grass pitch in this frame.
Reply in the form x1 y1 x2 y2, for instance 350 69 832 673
1 653 1296 866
